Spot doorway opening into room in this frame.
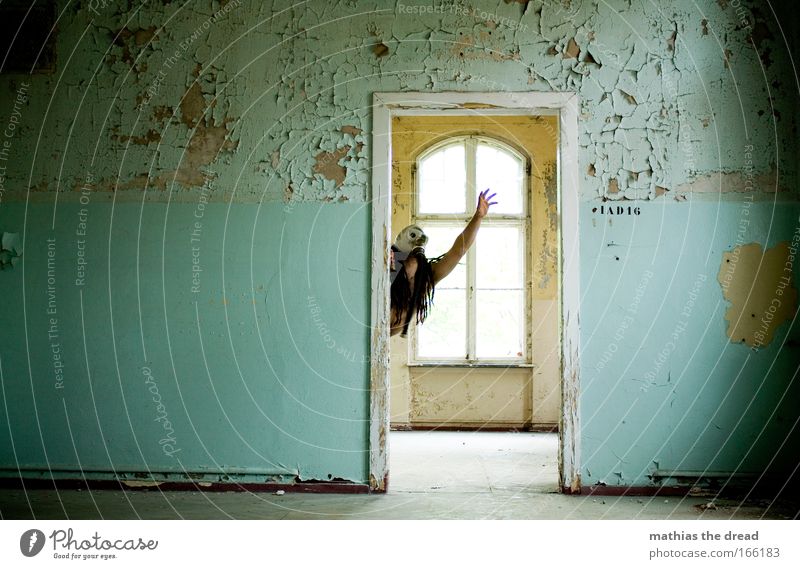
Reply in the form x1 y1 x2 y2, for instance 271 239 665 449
370 92 581 494
389 114 559 493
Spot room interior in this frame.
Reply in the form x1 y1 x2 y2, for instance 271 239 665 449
0 0 798 521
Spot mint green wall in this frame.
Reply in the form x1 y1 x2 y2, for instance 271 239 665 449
0 0 797 488
581 202 799 486
0 202 370 482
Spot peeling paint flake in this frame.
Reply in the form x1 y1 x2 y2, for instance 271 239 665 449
372 42 389 57
460 102 499 109
313 146 351 188
180 83 206 129
340 125 363 136
718 242 798 349
563 37 580 59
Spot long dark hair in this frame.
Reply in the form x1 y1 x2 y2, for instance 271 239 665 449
390 249 440 337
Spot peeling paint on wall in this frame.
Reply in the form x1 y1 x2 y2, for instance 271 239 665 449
675 170 784 197
0 0 793 204
409 369 533 427
718 241 798 348
313 146 351 188
0 232 22 269
0 0 797 491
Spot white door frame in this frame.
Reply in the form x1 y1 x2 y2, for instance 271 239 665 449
369 91 581 493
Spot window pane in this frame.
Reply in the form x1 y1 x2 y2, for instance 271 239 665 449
417 288 467 359
418 143 466 214
476 226 523 289
417 223 466 286
476 290 524 359
475 142 524 215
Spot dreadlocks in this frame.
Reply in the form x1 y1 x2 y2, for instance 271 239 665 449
390 249 441 337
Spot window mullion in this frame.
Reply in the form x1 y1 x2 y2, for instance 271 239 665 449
467 233 477 361
466 137 476 213
466 138 477 361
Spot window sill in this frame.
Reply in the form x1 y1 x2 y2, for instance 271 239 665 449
407 362 535 368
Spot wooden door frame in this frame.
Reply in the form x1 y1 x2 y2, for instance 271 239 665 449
369 92 581 493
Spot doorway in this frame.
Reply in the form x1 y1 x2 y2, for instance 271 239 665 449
389 115 558 431
370 92 581 494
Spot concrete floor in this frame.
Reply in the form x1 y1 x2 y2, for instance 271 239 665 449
0 432 796 519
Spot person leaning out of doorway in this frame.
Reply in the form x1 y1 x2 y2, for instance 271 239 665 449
390 189 497 337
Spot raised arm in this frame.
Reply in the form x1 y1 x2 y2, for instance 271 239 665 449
431 189 497 285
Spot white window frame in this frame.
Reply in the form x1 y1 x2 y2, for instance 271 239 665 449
409 135 531 365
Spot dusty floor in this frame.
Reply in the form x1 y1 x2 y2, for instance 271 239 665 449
0 432 795 520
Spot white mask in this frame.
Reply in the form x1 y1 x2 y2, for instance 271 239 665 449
393 224 428 253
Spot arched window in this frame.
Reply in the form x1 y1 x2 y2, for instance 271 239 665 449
412 135 529 363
